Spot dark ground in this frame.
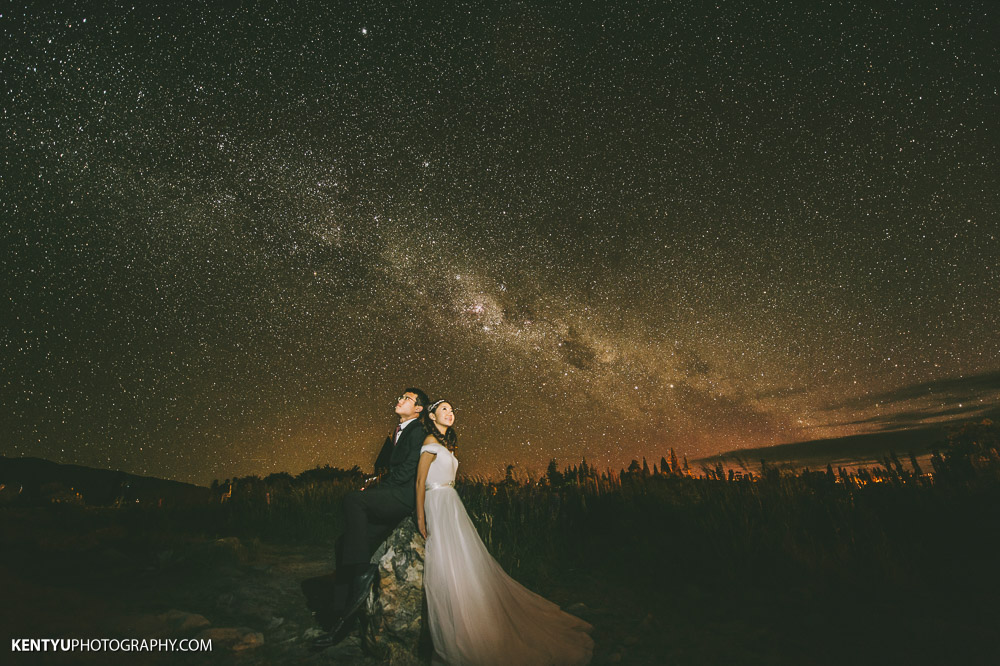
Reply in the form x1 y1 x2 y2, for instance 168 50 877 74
1 506 995 665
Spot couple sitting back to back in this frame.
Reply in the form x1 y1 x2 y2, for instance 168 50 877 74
314 387 593 666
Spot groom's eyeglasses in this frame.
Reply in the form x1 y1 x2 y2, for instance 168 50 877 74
397 395 416 404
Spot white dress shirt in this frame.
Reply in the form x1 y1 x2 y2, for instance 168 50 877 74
395 416 417 443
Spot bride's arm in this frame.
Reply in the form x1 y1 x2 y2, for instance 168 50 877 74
415 447 436 539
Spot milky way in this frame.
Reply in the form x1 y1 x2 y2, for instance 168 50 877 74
3 1 998 484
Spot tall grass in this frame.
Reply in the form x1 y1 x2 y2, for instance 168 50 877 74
13 421 998 606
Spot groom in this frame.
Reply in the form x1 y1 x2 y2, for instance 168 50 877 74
314 387 429 648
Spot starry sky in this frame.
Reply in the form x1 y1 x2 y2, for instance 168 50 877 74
3 0 998 485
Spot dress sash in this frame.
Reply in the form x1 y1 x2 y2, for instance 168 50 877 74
426 481 455 491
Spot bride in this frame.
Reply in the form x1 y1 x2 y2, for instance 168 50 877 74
415 399 594 665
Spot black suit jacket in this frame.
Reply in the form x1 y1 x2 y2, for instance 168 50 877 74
372 419 427 509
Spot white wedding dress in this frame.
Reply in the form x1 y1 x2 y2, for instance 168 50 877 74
421 442 594 666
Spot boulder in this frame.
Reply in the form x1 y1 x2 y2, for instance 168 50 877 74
158 609 212 634
360 516 430 662
196 626 264 651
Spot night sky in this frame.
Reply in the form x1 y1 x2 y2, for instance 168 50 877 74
4 1 998 485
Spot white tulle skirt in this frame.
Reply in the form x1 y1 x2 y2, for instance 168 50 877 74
424 486 593 666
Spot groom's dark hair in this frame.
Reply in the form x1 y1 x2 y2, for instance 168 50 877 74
404 387 430 412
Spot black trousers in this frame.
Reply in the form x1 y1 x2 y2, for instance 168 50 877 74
328 488 411 613
337 487 412 569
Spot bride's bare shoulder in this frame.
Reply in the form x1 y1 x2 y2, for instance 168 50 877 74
421 434 440 449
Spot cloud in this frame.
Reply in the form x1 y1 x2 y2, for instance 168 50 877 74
811 370 1000 438
823 370 1000 412
832 403 997 431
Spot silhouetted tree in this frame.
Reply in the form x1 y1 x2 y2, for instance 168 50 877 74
546 459 563 487
930 449 945 476
265 472 293 490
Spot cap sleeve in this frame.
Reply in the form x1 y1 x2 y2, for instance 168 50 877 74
420 442 443 456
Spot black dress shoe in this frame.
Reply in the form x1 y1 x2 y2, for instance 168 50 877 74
346 563 379 614
309 565 378 651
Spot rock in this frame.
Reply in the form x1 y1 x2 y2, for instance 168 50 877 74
196 626 264 651
114 609 209 639
157 609 211 633
359 516 430 662
304 627 365 660
212 536 249 564
302 627 327 641
113 613 174 638
214 592 235 611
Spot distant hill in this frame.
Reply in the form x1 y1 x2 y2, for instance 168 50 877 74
0 456 209 505
697 425 951 470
